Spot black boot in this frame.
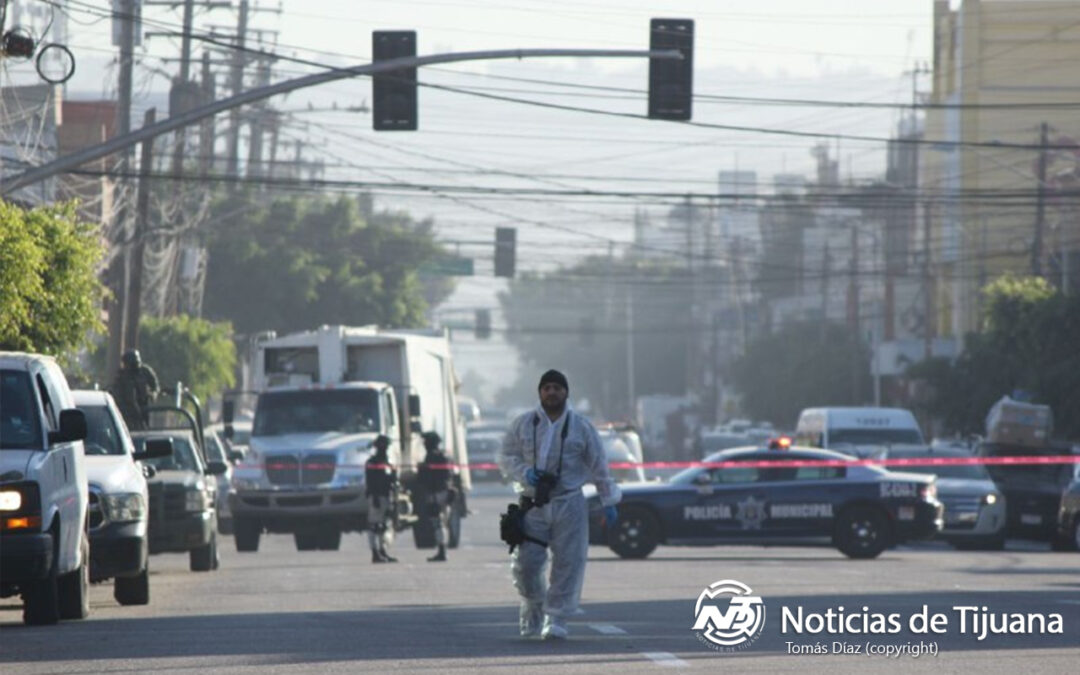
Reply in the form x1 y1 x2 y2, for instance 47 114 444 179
427 545 447 562
372 550 387 564
380 546 398 563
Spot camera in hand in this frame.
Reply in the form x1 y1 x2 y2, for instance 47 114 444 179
533 470 559 506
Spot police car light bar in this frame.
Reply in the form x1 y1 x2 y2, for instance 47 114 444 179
768 436 793 450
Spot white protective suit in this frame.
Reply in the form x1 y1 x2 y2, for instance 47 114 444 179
498 404 621 624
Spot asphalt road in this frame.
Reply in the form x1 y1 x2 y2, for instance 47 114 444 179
2 486 1078 673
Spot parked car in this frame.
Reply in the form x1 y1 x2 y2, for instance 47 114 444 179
1053 463 1080 551
73 390 171 605
0 352 90 625
202 430 234 534
465 430 504 481
132 416 225 572
885 446 1006 550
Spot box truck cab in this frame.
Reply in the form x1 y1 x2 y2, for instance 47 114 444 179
228 325 469 553
794 407 925 459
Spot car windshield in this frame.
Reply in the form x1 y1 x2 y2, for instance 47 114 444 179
830 428 923 446
79 403 126 456
891 456 991 480
0 370 43 450
253 389 380 436
136 435 200 472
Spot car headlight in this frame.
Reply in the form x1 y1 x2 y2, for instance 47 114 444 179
104 493 145 522
983 493 1000 505
0 490 22 511
185 489 210 512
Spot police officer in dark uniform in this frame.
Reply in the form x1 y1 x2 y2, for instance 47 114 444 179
110 349 160 430
418 431 455 562
365 435 398 563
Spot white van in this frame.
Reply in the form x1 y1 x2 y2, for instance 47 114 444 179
0 353 90 625
794 407 925 458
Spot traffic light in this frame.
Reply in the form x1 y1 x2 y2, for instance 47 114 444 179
372 31 417 131
494 227 516 278
475 309 492 340
648 18 694 121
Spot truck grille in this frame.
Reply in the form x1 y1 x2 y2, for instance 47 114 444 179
266 455 300 485
265 453 336 486
148 483 188 523
302 453 336 485
88 488 106 530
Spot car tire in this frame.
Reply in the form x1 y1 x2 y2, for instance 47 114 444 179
234 519 260 552
294 531 320 551
58 537 90 620
835 506 891 559
218 517 234 536
190 533 218 572
114 566 150 606
316 527 342 551
23 540 60 626
607 506 659 559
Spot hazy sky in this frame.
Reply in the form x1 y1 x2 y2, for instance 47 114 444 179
2 1 938 406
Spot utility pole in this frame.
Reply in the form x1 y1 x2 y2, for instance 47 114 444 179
107 0 139 378
923 201 935 360
626 284 636 421
247 58 272 180
847 222 860 403
820 241 830 340
199 51 214 176
124 108 157 351
1033 121 1049 276
226 0 249 180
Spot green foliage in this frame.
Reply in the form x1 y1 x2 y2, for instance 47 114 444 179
137 315 237 405
498 257 695 418
907 275 1080 438
731 321 871 427
0 200 106 355
202 191 452 335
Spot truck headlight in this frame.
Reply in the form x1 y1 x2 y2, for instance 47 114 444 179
337 471 364 486
185 489 210 512
0 490 22 511
983 493 999 505
232 477 261 491
104 493 146 522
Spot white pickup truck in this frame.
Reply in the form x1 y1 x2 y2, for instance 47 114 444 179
0 352 91 625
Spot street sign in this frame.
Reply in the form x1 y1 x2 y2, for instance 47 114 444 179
420 256 474 277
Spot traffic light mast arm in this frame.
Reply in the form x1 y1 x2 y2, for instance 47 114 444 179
1 47 682 195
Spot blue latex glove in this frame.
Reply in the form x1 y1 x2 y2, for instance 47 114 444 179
524 467 541 486
604 506 619 529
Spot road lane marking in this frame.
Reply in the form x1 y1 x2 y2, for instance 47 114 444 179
641 652 688 668
588 623 628 635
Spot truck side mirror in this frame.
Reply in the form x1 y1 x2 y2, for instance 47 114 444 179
50 409 88 444
133 437 173 461
224 424 234 440
408 394 421 419
222 399 235 425
206 460 229 476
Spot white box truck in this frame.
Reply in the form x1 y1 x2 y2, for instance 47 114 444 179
227 325 469 552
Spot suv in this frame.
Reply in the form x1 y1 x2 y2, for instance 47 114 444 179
0 352 90 625
73 390 171 605
133 423 225 572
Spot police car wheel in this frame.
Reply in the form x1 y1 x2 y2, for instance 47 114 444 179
835 507 890 559
608 507 659 559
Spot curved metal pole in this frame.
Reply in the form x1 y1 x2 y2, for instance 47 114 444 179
1 48 681 195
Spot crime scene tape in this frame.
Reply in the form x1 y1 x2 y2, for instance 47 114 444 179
247 455 1080 472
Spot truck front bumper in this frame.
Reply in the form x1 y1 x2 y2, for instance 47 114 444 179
149 511 214 554
90 521 148 581
0 532 53 590
229 487 367 532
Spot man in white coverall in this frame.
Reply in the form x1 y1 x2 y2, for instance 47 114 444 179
498 369 621 640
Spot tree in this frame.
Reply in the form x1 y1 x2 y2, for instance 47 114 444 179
136 315 237 406
731 320 871 427
0 200 106 355
499 257 695 419
202 191 453 335
907 275 1080 438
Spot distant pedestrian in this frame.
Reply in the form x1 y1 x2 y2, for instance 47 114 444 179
418 431 455 562
110 349 159 430
365 435 398 563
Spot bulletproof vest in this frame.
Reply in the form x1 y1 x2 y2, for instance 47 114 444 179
365 456 394 497
419 451 453 493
